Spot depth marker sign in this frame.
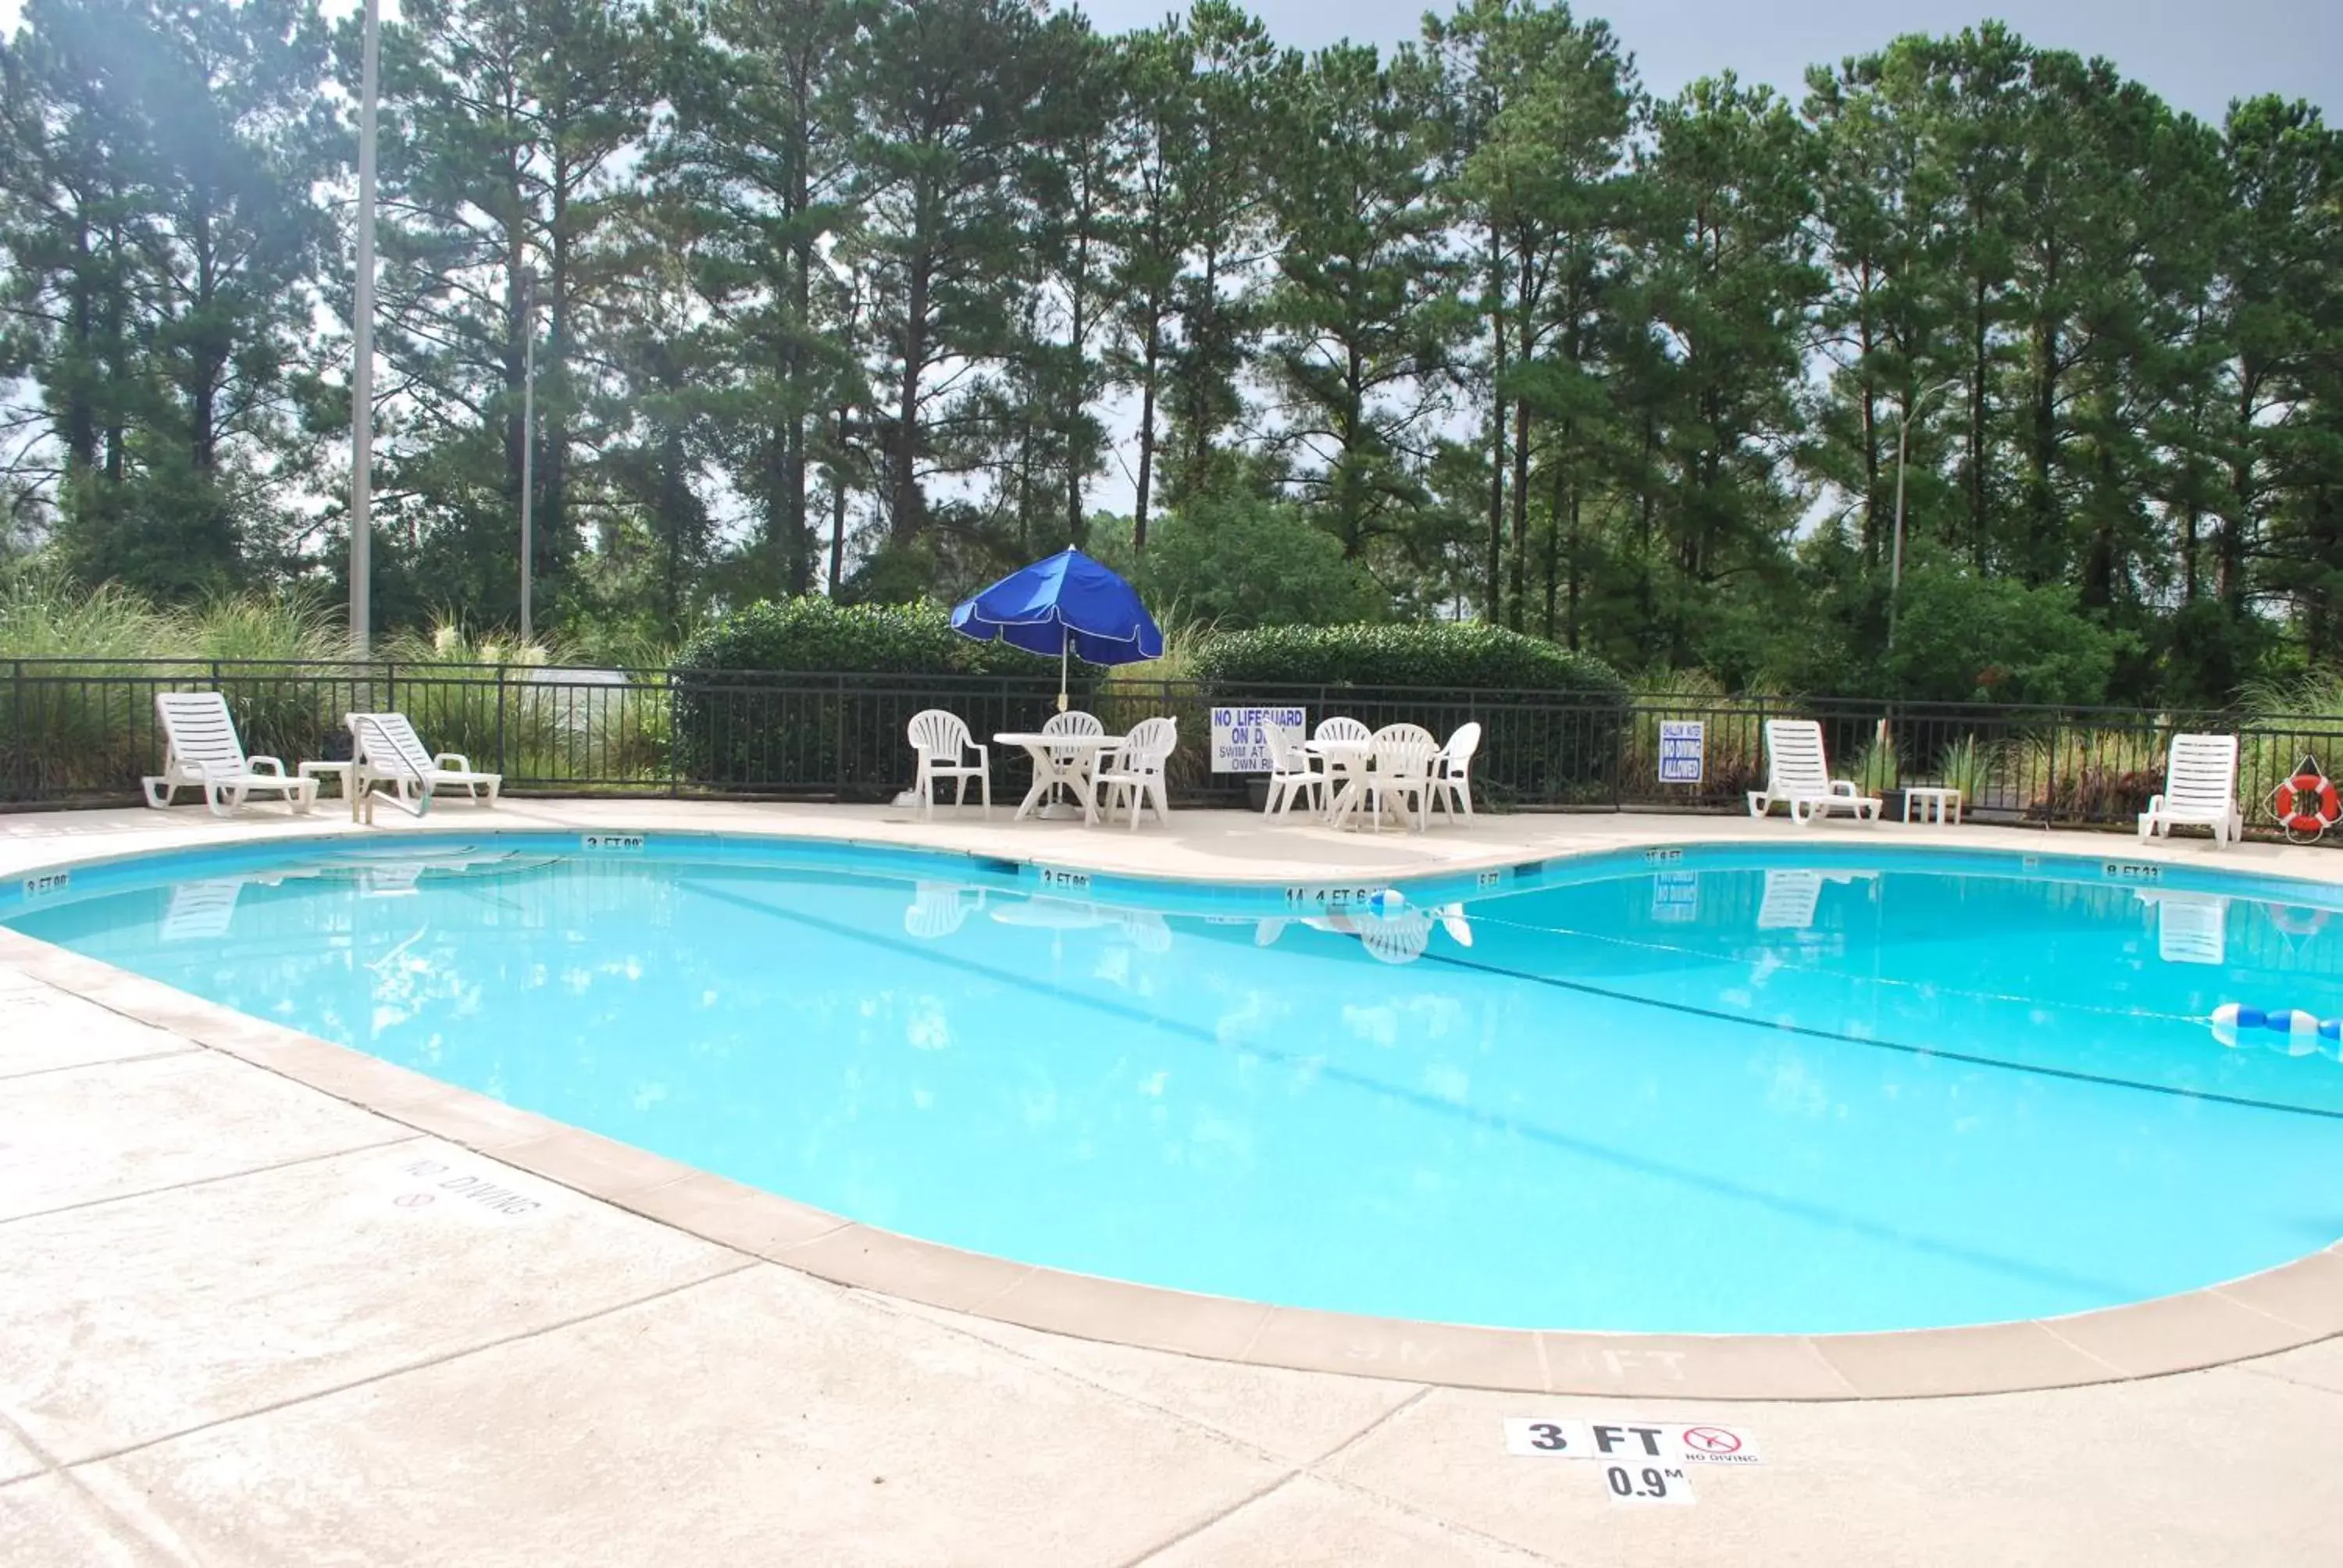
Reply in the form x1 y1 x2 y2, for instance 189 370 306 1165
1503 1417 1761 1466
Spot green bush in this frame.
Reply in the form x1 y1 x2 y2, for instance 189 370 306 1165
1193 622 1627 696
1194 623 1629 804
672 597 1062 793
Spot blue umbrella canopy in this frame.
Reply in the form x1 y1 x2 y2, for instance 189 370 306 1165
950 547 1164 673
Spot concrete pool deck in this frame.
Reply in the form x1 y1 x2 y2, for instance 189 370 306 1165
2 800 2338 1563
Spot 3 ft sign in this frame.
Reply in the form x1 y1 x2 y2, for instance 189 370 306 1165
1503 1417 1762 1466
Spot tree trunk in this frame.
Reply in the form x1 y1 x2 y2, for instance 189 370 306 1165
1133 313 1161 552
1485 233 1505 622
892 253 930 543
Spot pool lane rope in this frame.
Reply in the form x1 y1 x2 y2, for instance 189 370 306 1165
2209 1003 2343 1057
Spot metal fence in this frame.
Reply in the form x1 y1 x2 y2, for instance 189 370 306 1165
9 657 2343 839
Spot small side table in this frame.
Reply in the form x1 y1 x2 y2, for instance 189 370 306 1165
1903 786 1963 825
299 760 356 819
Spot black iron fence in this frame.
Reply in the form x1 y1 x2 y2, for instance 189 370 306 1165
8 657 2343 839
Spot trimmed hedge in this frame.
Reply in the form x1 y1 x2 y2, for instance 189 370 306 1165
1191 622 1628 697
672 599 1065 792
1193 624 1629 804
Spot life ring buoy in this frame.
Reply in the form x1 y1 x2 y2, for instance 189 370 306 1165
2266 770 2341 839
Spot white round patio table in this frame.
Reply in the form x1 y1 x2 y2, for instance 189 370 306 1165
1303 738 1380 829
993 732 1124 826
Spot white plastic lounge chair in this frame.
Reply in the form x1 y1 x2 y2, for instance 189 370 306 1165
1432 722 1482 822
2138 733 2242 848
907 709 990 820
142 692 316 815
2136 890 2227 965
1364 723 1440 832
160 878 244 941
1097 716 1177 829
1263 728 1325 820
1748 719 1880 825
347 712 502 824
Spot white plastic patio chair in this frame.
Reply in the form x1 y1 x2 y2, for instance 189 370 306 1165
904 881 982 939
1312 716 1375 825
1262 727 1325 821
142 691 316 816
1314 716 1371 745
907 709 990 820
1364 723 1440 832
1097 716 1177 830
1747 719 1880 825
2138 733 2242 848
1432 721 1482 823
347 712 502 824
1038 708 1106 811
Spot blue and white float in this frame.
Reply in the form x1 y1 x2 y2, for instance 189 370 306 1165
2209 1002 2336 1057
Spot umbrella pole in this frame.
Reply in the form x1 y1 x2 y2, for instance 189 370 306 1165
1058 639 1069 713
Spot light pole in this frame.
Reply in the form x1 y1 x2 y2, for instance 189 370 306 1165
1885 377 1962 657
519 266 536 645
349 0 381 654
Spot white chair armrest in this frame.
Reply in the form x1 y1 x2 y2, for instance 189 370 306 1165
1828 779 1860 798
247 757 287 777
434 752 473 773
2145 793 2167 814
968 743 989 768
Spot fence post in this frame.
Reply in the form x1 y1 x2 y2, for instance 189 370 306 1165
8 660 20 804
495 665 508 779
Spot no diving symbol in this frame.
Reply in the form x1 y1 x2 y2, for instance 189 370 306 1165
1681 1427 1740 1456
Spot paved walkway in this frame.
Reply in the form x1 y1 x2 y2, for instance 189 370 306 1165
2 802 2337 1564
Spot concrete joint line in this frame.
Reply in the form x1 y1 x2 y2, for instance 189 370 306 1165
64 1259 764 1473
0 1046 199 1083
0 1133 424 1231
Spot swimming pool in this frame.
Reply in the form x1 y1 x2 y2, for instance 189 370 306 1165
6 832 2340 1335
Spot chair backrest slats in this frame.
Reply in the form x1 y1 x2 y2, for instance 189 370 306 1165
1763 720 1833 794
1042 710 1104 738
349 712 436 778
908 708 973 758
1314 715 1371 744
2163 734 2238 811
1118 716 1178 772
156 692 248 771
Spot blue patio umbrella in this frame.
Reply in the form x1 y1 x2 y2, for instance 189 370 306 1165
950 547 1164 710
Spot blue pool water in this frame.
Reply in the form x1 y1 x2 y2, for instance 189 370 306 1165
7 833 2341 1334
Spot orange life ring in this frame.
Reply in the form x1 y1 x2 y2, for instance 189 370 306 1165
2267 771 2341 837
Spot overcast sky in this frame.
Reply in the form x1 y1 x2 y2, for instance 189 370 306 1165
1078 0 2337 123
0 1 2328 123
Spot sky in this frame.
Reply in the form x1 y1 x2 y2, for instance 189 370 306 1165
1079 0 2338 123
0 2 2333 123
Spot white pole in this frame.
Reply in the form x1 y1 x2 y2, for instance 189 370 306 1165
1058 636 1068 712
348 0 380 654
519 269 535 645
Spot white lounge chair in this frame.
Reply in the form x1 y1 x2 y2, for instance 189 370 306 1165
347 712 502 824
1262 728 1325 820
907 709 990 820
2138 733 2242 848
2136 890 2228 964
1432 721 1482 822
1748 719 1881 825
1097 716 1177 829
142 691 316 815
